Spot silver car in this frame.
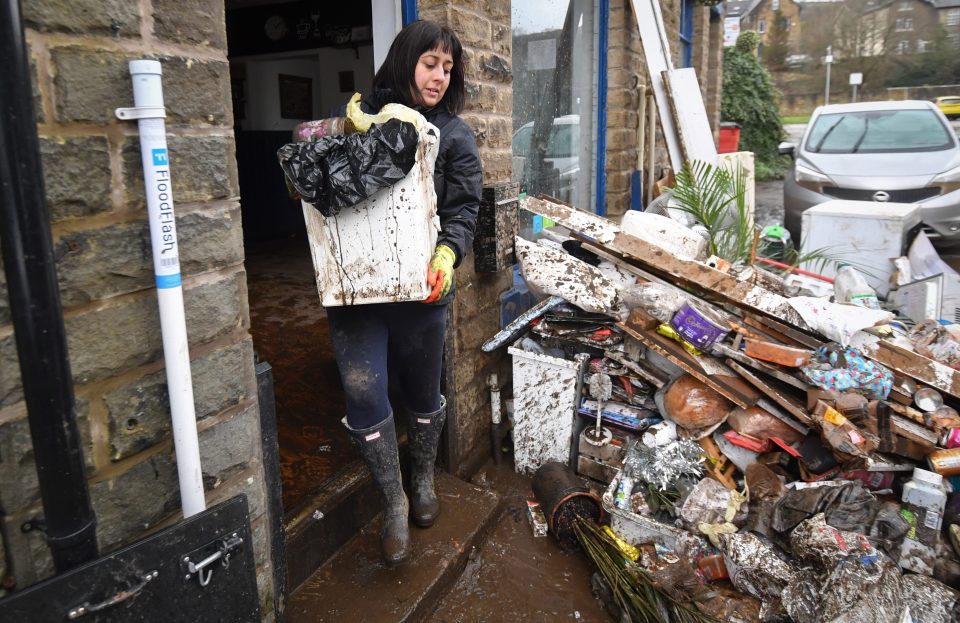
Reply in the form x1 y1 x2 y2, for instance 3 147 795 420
781 100 960 249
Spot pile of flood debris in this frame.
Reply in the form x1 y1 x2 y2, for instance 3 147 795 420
484 196 960 623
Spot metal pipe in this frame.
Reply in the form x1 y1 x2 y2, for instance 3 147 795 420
0 0 97 571
116 61 205 517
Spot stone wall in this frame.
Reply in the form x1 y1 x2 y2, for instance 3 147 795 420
3 0 273 615
419 0 515 477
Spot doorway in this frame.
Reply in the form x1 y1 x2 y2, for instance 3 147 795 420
225 1 376 513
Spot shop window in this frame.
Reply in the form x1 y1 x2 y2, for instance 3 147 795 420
512 0 602 213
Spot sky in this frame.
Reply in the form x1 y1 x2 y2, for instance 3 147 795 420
512 0 570 34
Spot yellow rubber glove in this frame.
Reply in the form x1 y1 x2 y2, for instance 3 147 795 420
424 245 456 303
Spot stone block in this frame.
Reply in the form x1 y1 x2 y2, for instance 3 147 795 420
23 0 140 37
39 135 112 220
62 272 244 387
52 48 230 125
91 452 180 551
153 0 227 49
122 135 238 209
54 205 244 307
3 503 55 587
492 22 510 56
479 151 512 185
30 54 43 125
461 114 488 147
484 117 512 149
198 405 261 489
0 335 20 408
207 466 267 524
449 7 491 49
0 402 92 514
105 341 254 461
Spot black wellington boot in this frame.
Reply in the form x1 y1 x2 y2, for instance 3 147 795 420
344 415 410 566
408 396 446 528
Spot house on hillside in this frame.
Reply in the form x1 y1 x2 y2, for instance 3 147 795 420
726 0 803 55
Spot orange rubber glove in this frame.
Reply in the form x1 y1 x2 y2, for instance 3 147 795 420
424 245 456 303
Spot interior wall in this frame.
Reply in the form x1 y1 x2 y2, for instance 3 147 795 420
238 45 374 132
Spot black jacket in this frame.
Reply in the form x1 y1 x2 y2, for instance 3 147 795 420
339 91 482 269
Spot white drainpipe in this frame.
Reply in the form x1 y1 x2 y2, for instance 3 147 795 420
116 60 205 518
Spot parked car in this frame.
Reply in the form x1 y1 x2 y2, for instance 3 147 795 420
936 96 960 120
780 100 960 249
512 115 580 203
784 54 812 69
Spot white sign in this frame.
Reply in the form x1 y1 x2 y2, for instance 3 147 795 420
724 17 741 47
849 72 863 85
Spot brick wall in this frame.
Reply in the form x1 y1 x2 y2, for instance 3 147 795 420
3 0 273 614
419 0 514 477
604 0 722 217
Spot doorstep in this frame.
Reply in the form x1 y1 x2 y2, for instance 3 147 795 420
285 471 501 622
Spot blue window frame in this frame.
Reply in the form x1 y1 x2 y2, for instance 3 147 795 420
680 0 695 68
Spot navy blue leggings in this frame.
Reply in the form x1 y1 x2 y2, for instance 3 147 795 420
326 302 447 429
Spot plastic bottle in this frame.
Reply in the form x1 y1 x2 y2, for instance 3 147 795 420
833 264 881 309
901 467 947 542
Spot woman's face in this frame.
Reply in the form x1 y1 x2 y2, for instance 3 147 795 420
413 47 453 107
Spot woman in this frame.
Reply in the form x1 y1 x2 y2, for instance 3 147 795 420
328 20 482 567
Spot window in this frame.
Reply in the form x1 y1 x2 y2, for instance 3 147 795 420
758 18 766 33
917 39 927 53
896 39 911 54
511 0 600 212
772 0 780 9
895 17 914 31
679 0 695 67
948 9 960 26
804 109 953 154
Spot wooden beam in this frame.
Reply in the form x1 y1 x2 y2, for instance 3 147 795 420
712 343 809 391
726 359 814 426
523 196 811 329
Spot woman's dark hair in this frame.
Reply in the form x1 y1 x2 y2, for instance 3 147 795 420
372 20 466 115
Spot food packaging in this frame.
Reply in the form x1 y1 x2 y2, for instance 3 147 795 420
658 374 733 431
526 500 548 538
744 338 812 368
727 406 805 445
669 300 730 350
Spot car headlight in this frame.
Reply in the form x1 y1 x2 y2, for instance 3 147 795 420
931 163 960 193
794 162 831 190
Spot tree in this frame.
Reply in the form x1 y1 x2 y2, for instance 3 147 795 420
764 10 790 69
722 32 785 179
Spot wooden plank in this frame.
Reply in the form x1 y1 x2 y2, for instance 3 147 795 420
726 359 814 426
630 0 683 171
853 332 960 399
523 196 811 329
663 68 717 166
619 321 760 409
711 343 809 391
604 349 668 389
744 314 824 350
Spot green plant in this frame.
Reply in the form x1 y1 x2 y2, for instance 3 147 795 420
722 40 787 179
671 160 754 265
672 160 840 273
735 30 761 54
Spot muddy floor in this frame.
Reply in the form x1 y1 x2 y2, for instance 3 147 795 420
427 460 611 623
245 235 351 511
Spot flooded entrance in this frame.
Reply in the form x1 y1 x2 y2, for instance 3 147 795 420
225 1 375 513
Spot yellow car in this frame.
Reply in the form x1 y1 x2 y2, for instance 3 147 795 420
936 96 960 120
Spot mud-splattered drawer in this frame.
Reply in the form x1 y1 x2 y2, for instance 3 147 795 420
507 340 589 476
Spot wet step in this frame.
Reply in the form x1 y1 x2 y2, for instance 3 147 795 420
286 471 501 622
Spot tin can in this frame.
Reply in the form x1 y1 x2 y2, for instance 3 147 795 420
928 448 960 476
670 300 730 350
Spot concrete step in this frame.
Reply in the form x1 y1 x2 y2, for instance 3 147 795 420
285 471 501 622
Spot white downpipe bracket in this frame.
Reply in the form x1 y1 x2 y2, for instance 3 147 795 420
116 60 206 518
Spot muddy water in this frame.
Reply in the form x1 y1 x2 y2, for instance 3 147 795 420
246 236 351 511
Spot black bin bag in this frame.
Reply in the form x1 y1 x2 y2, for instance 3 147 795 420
277 118 419 217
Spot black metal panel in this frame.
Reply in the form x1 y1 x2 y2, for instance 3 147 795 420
0 496 260 623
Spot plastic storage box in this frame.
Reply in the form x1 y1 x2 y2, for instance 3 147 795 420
301 123 440 306
800 199 921 297
507 338 589 476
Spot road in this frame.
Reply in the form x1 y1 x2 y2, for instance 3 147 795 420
754 121 960 233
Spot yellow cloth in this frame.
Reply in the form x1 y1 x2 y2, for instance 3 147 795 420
345 92 426 133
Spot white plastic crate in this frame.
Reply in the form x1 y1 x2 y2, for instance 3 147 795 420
507 339 588 476
301 123 441 306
